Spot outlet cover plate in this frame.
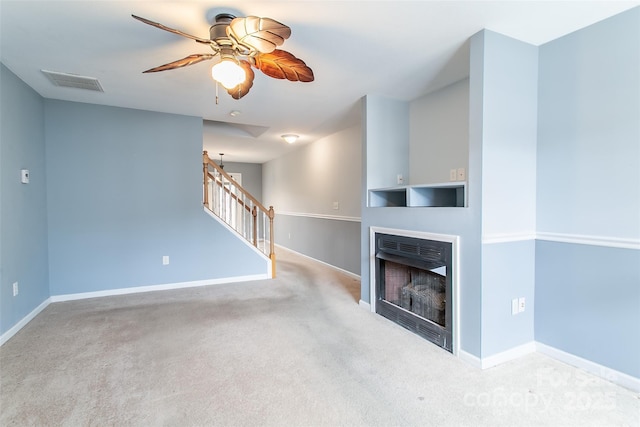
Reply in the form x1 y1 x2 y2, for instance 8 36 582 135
518 297 526 313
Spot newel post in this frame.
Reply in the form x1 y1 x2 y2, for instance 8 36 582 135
202 151 209 207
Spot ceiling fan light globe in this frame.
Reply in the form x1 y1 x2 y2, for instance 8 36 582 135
211 60 246 89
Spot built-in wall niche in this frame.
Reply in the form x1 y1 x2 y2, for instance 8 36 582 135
364 82 469 209
369 183 465 207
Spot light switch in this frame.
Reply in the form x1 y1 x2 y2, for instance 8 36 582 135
21 169 29 184
511 298 519 315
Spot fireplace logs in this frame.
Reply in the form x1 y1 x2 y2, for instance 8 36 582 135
400 270 446 327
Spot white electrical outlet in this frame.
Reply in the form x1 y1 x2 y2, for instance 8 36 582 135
511 298 519 315
450 169 457 181
332 201 339 210
162 256 169 265
518 297 526 313
457 168 466 181
13 282 19 296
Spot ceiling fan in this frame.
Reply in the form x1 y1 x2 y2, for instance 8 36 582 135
132 13 314 101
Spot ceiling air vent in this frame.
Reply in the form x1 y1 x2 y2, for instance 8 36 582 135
41 70 104 92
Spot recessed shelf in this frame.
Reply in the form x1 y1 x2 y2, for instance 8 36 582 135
369 187 407 207
369 183 465 207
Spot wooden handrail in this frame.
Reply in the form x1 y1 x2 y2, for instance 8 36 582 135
203 151 276 277
204 152 272 215
207 172 252 213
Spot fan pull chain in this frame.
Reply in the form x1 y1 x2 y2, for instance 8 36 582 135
215 82 219 105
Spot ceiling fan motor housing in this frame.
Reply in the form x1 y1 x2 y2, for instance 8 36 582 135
209 13 235 43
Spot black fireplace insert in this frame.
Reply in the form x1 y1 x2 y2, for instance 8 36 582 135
375 233 453 352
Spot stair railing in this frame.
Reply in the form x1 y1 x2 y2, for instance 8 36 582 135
203 151 275 277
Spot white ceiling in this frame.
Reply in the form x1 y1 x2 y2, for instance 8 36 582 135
1 1 637 163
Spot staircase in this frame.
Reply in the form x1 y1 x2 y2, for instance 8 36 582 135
202 151 276 277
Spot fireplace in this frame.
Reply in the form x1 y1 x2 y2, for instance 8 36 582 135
373 231 454 352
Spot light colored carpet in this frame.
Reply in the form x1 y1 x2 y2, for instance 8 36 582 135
1 248 639 426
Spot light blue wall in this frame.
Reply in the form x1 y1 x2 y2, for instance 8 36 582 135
0 64 50 336
362 93 482 356
478 31 538 357
364 96 409 190
480 31 537 239
536 242 640 378
45 100 267 296
481 241 535 355
537 8 640 240
535 8 640 377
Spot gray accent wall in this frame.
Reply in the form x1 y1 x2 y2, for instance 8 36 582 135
535 8 640 378
0 64 49 336
45 100 268 296
263 125 362 275
410 79 469 185
274 215 360 274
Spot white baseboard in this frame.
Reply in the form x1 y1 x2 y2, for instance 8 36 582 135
451 343 539 371
536 342 640 392
458 350 482 369
358 300 371 311
480 342 537 369
275 244 361 280
460 342 639 392
51 274 269 302
0 297 51 346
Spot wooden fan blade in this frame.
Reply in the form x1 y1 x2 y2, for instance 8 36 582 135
255 50 314 82
228 16 291 53
132 14 212 44
143 54 216 73
227 60 255 100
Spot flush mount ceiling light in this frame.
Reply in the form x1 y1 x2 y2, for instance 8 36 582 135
133 13 314 101
229 110 242 117
281 134 299 144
